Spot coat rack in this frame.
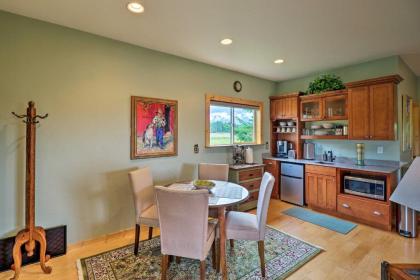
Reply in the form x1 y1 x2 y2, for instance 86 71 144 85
10 101 51 280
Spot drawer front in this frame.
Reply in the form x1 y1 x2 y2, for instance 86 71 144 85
241 179 261 191
305 165 336 176
337 195 390 226
246 190 259 202
263 159 278 174
281 163 304 178
238 168 263 181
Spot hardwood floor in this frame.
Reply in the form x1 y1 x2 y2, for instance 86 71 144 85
1 200 419 280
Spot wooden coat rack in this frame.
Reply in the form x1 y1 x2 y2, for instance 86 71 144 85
10 101 52 280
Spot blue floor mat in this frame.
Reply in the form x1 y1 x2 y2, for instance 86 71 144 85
282 206 357 234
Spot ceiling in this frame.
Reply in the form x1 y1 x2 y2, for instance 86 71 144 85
1 0 420 81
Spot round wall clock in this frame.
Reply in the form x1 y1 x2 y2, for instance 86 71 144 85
233 81 242 92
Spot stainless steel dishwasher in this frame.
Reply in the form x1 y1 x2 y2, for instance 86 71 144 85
280 162 304 206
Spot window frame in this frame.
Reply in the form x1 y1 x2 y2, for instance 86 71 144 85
205 94 263 147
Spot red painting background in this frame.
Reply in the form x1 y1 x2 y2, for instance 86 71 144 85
136 102 175 136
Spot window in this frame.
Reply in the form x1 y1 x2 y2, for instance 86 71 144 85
205 94 263 147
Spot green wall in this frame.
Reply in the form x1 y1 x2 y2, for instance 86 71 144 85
0 11 275 243
276 56 418 161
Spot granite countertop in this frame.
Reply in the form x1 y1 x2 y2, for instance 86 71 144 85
229 163 265 170
262 153 407 174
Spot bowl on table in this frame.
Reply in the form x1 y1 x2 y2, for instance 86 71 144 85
193 180 216 191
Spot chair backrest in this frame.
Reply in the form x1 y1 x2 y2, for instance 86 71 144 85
256 172 275 240
155 186 210 260
128 167 155 222
198 163 229 181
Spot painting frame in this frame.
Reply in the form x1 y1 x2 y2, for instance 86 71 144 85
130 96 178 159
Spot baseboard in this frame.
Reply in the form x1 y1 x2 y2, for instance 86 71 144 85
0 225 67 272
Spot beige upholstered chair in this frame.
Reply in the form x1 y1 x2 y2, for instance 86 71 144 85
226 172 275 278
128 167 159 256
198 163 229 181
155 186 218 280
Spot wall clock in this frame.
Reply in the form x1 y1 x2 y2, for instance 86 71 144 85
233 81 242 92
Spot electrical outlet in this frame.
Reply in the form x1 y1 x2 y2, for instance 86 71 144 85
265 141 269 149
377 146 384 154
194 144 199 154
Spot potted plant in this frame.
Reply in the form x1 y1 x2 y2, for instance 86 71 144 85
306 74 345 95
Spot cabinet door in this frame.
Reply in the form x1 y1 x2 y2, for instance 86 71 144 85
348 86 370 140
369 83 396 140
305 173 317 206
315 175 326 208
325 176 337 210
270 100 276 121
324 95 347 120
275 99 284 119
263 159 279 199
289 97 298 118
301 99 323 121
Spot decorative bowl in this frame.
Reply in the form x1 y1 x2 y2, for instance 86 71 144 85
279 121 287 127
314 130 329 136
311 124 321 130
322 123 334 129
287 121 295 126
193 180 215 190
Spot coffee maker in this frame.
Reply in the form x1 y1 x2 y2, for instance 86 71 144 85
276 140 289 158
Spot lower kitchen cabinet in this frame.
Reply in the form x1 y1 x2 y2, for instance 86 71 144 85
263 158 280 199
305 165 337 211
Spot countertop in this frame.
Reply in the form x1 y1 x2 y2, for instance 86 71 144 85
262 153 407 174
390 157 420 211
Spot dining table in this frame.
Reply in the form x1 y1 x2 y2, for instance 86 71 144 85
168 180 249 280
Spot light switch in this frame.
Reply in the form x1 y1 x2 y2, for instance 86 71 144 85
194 144 199 154
377 146 384 154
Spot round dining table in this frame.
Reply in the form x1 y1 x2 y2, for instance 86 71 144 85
168 180 249 280
208 181 249 280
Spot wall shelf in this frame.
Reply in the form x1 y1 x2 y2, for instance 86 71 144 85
301 135 348 140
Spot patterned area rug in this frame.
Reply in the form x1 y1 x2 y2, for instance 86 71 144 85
77 226 322 280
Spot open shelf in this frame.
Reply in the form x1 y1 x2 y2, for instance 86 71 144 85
301 135 348 140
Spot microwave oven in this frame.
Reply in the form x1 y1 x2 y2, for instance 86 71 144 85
343 176 386 201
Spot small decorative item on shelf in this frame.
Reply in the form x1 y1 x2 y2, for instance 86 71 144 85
335 125 343 135
343 125 348 136
279 121 287 127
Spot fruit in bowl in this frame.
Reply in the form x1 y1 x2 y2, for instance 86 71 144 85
193 180 215 189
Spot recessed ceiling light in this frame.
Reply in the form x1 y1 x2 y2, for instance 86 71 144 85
274 59 285 64
220 38 233 45
127 2 144 13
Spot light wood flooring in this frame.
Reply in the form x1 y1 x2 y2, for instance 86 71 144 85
1 200 419 280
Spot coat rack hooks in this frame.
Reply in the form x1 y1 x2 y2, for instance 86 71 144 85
11 102 49 124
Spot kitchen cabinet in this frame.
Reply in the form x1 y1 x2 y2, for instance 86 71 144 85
300 90 347 122
347 75 402 140
305 165 337 211
270 94 299 120
263 159 279 199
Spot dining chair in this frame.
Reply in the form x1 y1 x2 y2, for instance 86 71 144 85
128 167 160 256
198 163 229 181
155 186 218 280
225 172 275 278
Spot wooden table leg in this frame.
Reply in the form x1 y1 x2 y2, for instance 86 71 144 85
218 207 227 280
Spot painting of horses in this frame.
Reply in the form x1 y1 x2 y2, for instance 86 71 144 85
131 96 178 159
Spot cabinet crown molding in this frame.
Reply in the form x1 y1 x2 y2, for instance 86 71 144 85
270 92 302 100
345 74 403 88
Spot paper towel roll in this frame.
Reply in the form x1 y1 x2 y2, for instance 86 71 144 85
245 147 253 164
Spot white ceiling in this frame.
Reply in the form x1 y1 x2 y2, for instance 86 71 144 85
1 0 420 81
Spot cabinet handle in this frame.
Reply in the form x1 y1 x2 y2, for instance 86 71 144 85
249 173 254 177
373 211 381 216
267 162 273 165
342 203 350 208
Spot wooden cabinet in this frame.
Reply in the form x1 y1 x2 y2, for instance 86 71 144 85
300 90 347 121
347 75 402 140
263 159 279 199
305 165 337 211
229 165 265 211
270 94 299 120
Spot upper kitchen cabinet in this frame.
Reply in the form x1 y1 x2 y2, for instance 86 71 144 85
270 93 300 120
347 75 402 140
300 90 347 121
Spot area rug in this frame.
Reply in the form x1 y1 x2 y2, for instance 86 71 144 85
282 207 357 234
77 226 322 280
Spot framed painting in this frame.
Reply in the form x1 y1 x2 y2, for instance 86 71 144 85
131 96 178 159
